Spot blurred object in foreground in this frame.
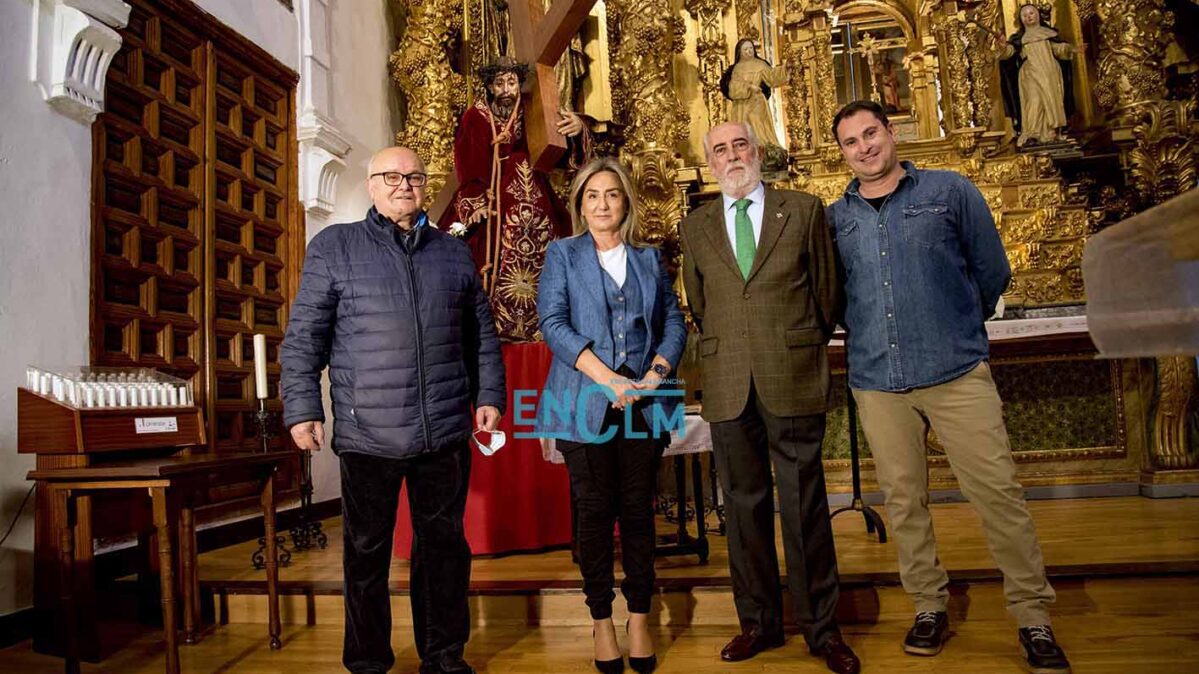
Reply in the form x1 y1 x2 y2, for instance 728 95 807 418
1083 188 1199 358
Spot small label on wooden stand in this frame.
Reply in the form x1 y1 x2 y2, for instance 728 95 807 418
135 417 179 434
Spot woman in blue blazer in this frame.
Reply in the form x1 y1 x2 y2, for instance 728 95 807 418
537 157 687 674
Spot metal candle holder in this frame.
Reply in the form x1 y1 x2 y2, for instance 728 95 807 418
251 398 292 569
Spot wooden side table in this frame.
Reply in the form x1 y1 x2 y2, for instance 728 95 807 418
29 452 291 674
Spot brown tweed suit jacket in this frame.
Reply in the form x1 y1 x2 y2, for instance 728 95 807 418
680 187 842 423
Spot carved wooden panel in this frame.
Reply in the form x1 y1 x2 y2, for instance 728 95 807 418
91 0 298 453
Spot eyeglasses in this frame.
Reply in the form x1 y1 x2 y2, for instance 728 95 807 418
370 171 428 187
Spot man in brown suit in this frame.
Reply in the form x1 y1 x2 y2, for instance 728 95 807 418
680 121 858 674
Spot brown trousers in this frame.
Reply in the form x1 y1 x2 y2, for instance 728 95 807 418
853 361 1055 626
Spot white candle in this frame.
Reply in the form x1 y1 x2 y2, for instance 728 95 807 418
253 334 268 400
84 385 95 408
168 386 179 407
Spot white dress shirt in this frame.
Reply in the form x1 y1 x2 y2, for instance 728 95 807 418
721 182 766 250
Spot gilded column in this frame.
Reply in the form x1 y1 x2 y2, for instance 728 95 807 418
781 3 813 154
1153 356 1198 469
609 0 690 273
1129 100 1198 469
926 0 999 137
802 6 839 165
390 0 465 204
965 0 999 130
684 0 732 130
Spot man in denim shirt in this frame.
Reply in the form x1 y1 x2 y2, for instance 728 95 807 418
827 101 1070 674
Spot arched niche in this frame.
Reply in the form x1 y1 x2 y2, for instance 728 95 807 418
829 0 937 140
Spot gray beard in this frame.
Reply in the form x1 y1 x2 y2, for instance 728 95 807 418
717 163 762 196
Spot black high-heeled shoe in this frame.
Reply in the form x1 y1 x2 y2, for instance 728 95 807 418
594 657 625 674
626 619 657 674
593 627 625 673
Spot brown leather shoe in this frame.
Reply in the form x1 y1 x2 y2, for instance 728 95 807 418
719 628 785 662
811 633 861 674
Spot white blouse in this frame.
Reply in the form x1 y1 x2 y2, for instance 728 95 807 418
596 242 627 288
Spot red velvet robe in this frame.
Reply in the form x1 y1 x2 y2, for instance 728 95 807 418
439 100 584 343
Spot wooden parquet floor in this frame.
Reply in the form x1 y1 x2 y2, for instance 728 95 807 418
3 576 1198 673
4 496 1198 673
198 496 1199 587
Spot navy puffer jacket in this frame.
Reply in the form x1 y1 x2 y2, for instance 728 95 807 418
280 207 506 459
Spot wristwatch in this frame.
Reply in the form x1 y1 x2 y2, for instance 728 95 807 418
651 363 670 378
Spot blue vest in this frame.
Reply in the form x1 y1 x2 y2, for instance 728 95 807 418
601 259 648 372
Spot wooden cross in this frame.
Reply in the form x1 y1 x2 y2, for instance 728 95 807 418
429 0 598 220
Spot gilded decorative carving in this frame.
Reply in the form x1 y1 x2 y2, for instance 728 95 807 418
609 0 689 267
1072 0 1096 21
608 0 688 151
781 4 814 154
605 2 628 124
965 0 999 129
684 0 732 130
953 129 981 157
1153 356 1199 468
391 0 465 203
1121 95 1199 470
1094 0 1172 120
625 146 684 274
1006 271 1077 305
1018 183 1062 210
735 0 761 42
979 185 1003 211
1129 100 1197 208
932 0 1000 131
812 21 839 148
807 174 851 205
1056 208 1089 238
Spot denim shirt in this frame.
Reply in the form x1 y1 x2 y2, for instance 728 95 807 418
827 162 1011 392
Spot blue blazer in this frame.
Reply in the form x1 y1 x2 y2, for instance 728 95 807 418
535 233 688 444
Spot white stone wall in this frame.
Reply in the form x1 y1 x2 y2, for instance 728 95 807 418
0 0 96 619
0 0 398 618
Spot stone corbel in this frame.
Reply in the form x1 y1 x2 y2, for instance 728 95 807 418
297 112 351 218
30 0 131 125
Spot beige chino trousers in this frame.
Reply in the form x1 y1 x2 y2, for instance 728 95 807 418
852 361 1055 626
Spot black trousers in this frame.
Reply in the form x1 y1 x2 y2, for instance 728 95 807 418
710 383 841 649
339 445 472 673
558 404 662 619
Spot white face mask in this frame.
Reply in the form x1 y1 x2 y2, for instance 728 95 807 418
472 428 507 456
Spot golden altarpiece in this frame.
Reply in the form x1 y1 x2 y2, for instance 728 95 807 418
388 0 1199 492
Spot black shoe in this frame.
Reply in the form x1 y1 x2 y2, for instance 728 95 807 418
903 611 950 656
627 654 656 674
1018 626 1071 673
625 618 656 673
593 625 625 674
418 655 476 674
594 656 625 674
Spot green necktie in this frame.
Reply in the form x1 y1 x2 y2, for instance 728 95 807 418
734 198 755 280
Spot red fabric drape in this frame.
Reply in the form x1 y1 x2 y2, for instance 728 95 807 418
393 342 572 558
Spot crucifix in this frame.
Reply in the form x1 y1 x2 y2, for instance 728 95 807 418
851 31 906 106
428 0 598 220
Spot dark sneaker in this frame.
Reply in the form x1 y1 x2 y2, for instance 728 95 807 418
903 611 950 656
1018 625 1071 673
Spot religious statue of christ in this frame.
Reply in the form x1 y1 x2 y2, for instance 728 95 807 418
440 56 592 342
